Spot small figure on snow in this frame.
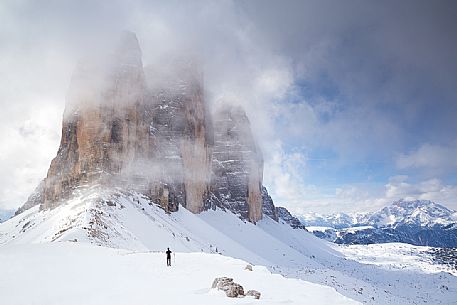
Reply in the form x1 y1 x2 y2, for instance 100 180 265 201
166 248 172 266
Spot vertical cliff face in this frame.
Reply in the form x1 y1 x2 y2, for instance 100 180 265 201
210 106 263 223
33 33 211 213
19 32 275 224
144 59 212 214
30 33 213 214
42 32 147 209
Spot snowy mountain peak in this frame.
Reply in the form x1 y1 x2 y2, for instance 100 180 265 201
370 199 456 227
300 199 456 229
391 199 453 214
301 200 457 248
298 212 356 229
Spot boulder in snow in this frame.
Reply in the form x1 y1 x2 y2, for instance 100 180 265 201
246 290 261 299
212 277 245 297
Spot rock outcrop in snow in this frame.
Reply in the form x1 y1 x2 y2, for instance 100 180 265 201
276 207 306 230
211 277 261 299
212 277 245 298
262 186 278 221
246 290 261 299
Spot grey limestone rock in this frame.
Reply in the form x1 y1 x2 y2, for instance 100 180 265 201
277 207 306 230
209 105 263 223
246 289 261 299
212 277 245 298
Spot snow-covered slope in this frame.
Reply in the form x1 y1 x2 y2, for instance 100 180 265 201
337 243 457 276
0 243 360 305
1 188 456 304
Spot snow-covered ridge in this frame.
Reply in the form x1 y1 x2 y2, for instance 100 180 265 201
1 188 456 304
300 199 457 229
369 199 457 227
300 200 457 247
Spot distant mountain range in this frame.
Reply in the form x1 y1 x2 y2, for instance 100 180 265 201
299 200 457 248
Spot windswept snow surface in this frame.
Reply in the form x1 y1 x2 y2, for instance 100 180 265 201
1 187 456 304
0 243 359 305
335 243 457 276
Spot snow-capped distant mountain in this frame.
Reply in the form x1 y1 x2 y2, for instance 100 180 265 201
367 199 457 227
299 212 368 229
300 200 457 247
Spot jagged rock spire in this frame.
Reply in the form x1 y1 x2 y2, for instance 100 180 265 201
42 31 147 209
17 32 272 224
210 105 263 223
115 31 143 68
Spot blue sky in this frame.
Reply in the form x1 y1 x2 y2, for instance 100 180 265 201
0 0 456 214
246 0 457 213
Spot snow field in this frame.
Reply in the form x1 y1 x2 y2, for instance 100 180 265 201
0 242 360 305
335 243 457 276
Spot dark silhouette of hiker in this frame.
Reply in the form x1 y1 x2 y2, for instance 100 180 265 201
166 248 172 266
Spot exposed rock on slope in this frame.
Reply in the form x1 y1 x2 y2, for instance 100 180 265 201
261 186 278 221
15 181 45 215
212 277 245 298
277 207 306 230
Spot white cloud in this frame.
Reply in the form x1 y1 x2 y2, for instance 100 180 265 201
0 102 61 210
263 141 316 207
280 183 386 215
396 143 457 174
385 175 457 208
283 174 457 215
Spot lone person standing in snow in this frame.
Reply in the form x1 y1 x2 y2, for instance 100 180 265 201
166 248 172 266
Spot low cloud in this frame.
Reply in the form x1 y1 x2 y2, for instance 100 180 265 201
385 175 457 207
263 141 316 207
289 175 457 215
